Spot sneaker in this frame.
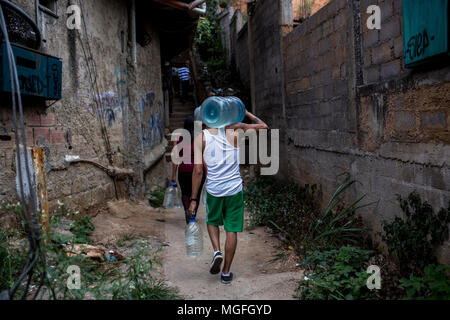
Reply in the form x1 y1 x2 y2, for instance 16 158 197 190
221 272 233 284
209 252 223 274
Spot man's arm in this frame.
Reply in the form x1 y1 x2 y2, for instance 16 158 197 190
227 110 269 132
188 132 204 214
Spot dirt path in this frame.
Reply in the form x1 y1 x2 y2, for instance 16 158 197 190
162 205 302 300
90 200 303 300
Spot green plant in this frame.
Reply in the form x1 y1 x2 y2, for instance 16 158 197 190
108 244 180 300
307 176 373 250
244 175 371 254
149 186 165 208
70 214 95 244
0 230 27 291
295 246 377 300
194 18 226 71
399 264 450 300
381 191 450 277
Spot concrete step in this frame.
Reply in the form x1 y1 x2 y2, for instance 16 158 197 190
172 105 196 112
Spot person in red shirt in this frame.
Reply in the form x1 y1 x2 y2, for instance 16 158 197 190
170 116 205 223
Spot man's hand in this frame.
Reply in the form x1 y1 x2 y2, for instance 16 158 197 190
188 200 196 215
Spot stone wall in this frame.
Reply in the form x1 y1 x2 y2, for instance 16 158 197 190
0 0 167 224
246 0 449 262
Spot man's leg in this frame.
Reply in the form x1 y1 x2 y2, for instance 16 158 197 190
181 81 188 102
222 232 237 274
207 224 220 252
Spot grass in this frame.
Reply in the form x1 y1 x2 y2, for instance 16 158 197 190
0 201 181 300
149 186 166 208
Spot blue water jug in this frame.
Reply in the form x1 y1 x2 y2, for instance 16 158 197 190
200 96 246 128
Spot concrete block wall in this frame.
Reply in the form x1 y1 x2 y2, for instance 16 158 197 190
0 0 166 224
249 0 286 128
245 0 450 262
235 24 250 89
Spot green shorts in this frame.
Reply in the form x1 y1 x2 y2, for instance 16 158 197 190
206 191 244 233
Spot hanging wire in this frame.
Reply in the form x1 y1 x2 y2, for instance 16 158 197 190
76 0 114 166
0 1 50 300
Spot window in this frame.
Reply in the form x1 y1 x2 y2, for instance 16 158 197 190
39 0 58 19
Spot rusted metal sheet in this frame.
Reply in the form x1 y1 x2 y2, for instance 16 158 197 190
31 147 49 237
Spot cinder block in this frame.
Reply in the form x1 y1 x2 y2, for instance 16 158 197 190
393 36 403 58
420 110 447 129
394 110 416 131
381 59 401 80
380 17 401 42
364 65 381 84
334 11 346 31
363 30 380 50
380 0 394 22
372 42 392 64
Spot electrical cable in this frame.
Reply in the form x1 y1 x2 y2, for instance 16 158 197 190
0 2 48 300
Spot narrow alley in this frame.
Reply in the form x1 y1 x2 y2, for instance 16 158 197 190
0 0 449 307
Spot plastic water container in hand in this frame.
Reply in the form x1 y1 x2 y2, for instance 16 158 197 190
200 96 246 128
163 182 177 208
185 213 203 257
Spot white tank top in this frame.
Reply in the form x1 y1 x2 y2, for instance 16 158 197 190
203 128 242 197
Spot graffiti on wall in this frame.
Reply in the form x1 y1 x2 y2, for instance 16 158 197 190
140 91 164 149
87 91 122 127
115 67 129 115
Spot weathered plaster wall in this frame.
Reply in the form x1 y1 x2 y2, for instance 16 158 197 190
0 0 166 225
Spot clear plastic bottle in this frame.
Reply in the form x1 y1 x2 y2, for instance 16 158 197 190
185 214 203 257
200 96 246 128
163 182 177 208
174 185 183 208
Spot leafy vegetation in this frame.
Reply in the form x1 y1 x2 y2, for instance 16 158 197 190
0 201 180 300
244 175 370 255
70 214 95 244
398 264 450 300
381 191 450 277
149 186 166 208
295 246 377 300
194 17 226 72
245 176 450 300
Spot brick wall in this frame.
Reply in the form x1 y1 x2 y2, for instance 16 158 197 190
249 0 286 128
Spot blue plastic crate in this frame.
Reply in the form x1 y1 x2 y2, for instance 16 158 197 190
0 42 62 100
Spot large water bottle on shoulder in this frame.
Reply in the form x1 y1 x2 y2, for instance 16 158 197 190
201 96 246 128
185 213 203 257
163 182 177 208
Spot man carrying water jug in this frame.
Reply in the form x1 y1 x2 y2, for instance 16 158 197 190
188 100 268 284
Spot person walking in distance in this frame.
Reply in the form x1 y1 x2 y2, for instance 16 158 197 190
188 110 268 284
178 62 191 104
